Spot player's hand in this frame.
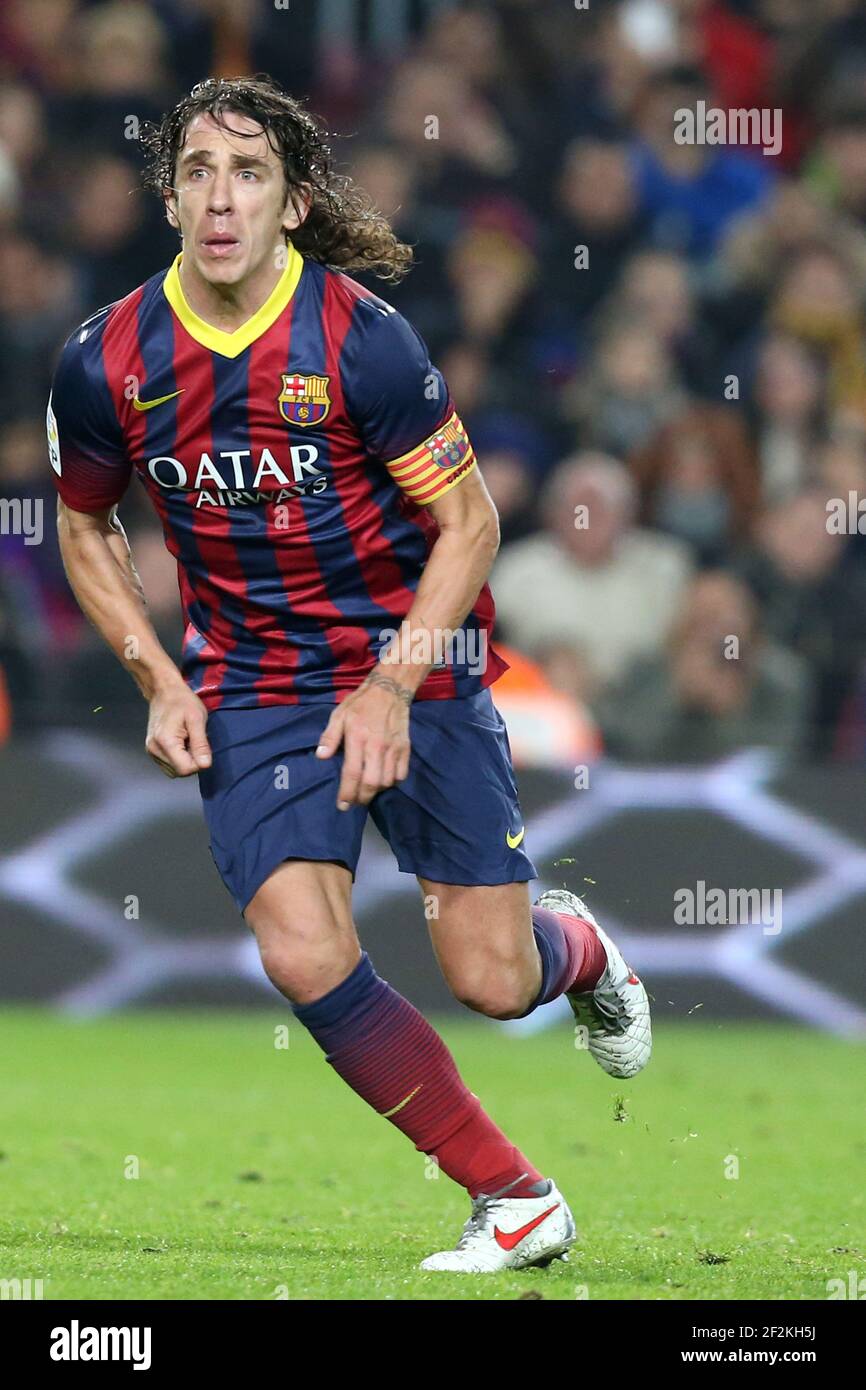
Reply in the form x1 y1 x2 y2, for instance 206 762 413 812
145 683 212 778
315 671 412 809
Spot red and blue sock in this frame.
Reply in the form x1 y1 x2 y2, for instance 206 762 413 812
519 906 607 1015
292 952 546 1199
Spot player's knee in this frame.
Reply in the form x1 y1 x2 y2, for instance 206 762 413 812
450 972 533 1021
257 940 306 999
257 938 331 1003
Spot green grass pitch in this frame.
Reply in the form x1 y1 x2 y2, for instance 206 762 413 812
0 1009 863 1300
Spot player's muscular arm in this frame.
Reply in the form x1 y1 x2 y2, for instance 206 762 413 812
56 498 212 778
316 468 500 809
379 466 501 695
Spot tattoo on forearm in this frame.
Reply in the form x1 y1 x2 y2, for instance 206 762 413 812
363 670 414 707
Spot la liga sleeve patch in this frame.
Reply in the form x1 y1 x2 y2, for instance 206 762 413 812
383 410 477 505
46 393 62 476
46 316 132 513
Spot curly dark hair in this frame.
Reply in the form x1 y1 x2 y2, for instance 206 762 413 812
140 74 414 282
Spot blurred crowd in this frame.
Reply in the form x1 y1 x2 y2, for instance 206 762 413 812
4 0 866 763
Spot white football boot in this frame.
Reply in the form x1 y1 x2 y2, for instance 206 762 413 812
537 888 652 1079
420 1174 576 1273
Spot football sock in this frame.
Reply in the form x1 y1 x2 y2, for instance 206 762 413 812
291 951 544 1199
519 906 607 1017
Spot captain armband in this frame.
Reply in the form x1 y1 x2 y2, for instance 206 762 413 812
383 410 477 505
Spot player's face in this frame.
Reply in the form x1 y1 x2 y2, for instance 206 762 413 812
165 111 306 287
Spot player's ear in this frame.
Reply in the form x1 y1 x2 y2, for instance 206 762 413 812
163 187 180 233
281 183 312 233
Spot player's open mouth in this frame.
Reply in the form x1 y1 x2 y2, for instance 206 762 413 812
201 236 240 257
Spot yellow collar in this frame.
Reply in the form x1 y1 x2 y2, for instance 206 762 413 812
162 242 304 358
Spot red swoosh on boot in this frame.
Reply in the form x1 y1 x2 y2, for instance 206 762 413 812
493 1202 560 1251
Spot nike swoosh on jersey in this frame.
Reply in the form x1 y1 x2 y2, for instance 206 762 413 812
506 826 525 849
494 1202 561 1251
132 389 185 412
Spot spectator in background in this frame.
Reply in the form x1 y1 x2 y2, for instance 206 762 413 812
467 413 554 547
435 340 490 421
565 316 683 456
734 487 866 754
48 0 171 153
422 6 512 124
78 0 167 99
345 142 448 323
444 213 538 359
380 56 518 205
65 152 174 308
543 138 641 327
767 243 866 426
0 0 79 92
749 332 827 504
430 208 566 431
696 0 776 120
0 234 80 420
629 64 775 260
492 451 693 705
607 248 720 396
601 570 811 761
804 89 866 225
630 404 759 565
815 425 866 582
817 429 866 501
419 3 561 209
720 180 866 307
0 82 42 227
487 640 602 771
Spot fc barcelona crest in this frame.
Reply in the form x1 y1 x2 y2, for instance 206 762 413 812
428 422 467 470
278 373 331 428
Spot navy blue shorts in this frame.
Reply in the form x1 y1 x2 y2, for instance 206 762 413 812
198 689 537 912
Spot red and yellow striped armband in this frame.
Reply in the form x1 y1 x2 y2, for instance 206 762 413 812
383 410 477 505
